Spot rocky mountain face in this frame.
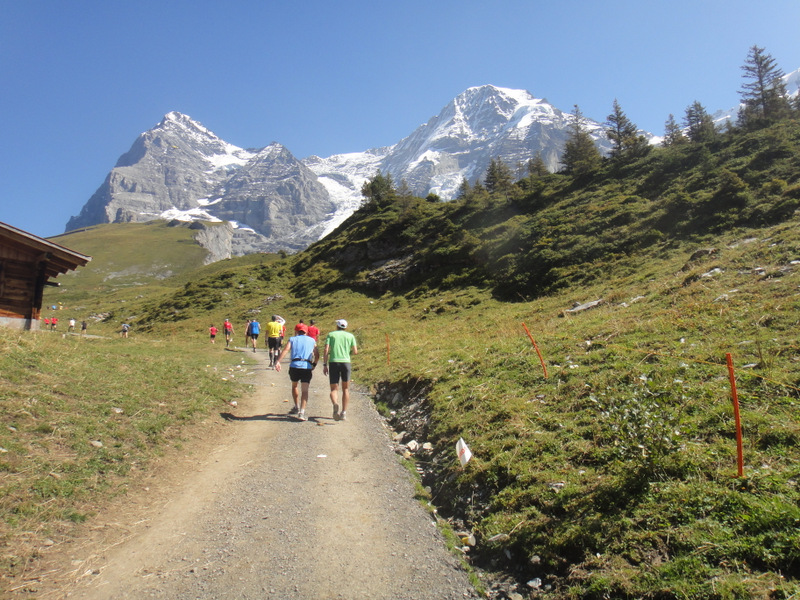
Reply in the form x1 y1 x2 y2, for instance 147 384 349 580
67 86 618 257
213 143 335 250
68 113 252 228
66 112 334 254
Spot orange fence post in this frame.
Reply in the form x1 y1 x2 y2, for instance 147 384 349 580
726 352 745 478
522 322 548 379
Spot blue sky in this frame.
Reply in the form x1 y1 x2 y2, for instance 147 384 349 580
2 0 799 239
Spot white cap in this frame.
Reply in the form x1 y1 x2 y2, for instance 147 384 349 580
336 319 348 329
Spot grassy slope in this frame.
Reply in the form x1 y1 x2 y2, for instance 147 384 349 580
121 223 800 599
43 222 212 333
5 119 800 598
294 227 800 599
0 331 249 584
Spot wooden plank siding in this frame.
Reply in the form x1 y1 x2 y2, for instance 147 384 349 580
0 221 91 329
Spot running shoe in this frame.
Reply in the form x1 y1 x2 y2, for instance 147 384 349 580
288 406 299 415
339 412 347 421
333 403 340 421
297 411 307 421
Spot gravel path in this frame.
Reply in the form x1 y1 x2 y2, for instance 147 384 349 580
37 349 478 599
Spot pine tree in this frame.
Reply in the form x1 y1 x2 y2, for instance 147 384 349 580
605 99 648 161
561 105 601 177
456 177 471 200
397 178 413 200
360 170 396 210
663 113 687 147
484 158 513 195
527 152 549 177
739 45 790 129
684 101 716 143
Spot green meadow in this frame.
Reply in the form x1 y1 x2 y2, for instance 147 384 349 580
4 116 800 598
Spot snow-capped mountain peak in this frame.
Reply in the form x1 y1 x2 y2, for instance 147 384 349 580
455 85 540 128
306 84 610 210
150 111 255 170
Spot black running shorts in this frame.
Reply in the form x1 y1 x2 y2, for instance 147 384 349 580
289 367 313 383
328 362 351 384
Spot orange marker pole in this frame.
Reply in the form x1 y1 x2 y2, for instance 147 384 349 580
386 333 391 366
726 352 744 478
522 322 548 379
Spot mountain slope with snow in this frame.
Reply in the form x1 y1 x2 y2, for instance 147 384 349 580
67 112 255 230
304 85 615 229
66 113 335 252
66 84 673 256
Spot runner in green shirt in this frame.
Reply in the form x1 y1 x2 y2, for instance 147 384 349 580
322 319 358 421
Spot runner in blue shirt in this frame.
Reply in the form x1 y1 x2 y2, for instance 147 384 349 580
275 323 319 421
249 319 261 353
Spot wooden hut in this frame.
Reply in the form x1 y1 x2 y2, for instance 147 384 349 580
0 221 91 330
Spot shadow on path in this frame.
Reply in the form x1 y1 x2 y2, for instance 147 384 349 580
220 411 338 424
220 411 293 422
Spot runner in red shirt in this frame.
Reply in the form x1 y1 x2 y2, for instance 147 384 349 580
223 319 234 347
307 319 320 341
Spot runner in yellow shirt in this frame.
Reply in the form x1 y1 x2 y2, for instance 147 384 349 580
266 315 283 367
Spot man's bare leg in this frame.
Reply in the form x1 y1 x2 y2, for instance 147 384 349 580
341 382 350 413
292 382 300 411
330 383 340 420
339 382 350 420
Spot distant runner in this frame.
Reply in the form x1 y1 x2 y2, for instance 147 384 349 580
266 315 283 367
249 318 260 353
307 319 320 341
223 319 234 347
244 320 252 348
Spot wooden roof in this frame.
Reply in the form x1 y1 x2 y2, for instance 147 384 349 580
0 221 91 277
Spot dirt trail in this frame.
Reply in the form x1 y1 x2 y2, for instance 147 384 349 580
24 348 477 599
